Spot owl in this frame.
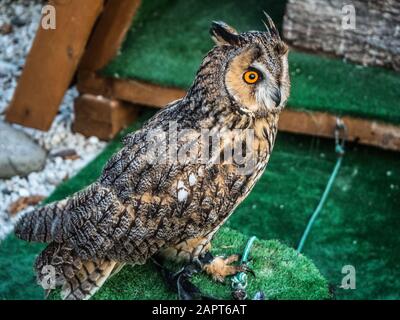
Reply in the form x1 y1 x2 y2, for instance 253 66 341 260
15 14 290 300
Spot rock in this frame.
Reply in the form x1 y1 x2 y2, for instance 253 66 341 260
0 121 47 178
11 17 27 27
4 88 14 102
14 4 24 16
0 23 13 35
0 61 18 76
45 171 59 185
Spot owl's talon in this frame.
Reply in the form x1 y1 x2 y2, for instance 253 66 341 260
237 264 256 278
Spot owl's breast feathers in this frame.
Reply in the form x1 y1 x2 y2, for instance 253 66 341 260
90 102 279 262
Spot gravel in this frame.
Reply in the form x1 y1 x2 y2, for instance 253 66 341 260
0 0 107 240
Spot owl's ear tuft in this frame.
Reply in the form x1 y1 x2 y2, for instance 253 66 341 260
210 21 240 46
275 42 289 56
263 11 280 40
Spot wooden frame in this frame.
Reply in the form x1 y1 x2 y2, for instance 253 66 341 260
6 0 104 130
72 0 142 139
79 0 142 73
73 94 138 140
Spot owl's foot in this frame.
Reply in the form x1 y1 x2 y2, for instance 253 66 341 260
151 252 254 299
201 253 254 282
151 256 216 300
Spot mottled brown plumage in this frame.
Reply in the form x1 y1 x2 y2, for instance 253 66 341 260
15 16 290 300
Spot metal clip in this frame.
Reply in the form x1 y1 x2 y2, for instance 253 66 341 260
334 118 346 156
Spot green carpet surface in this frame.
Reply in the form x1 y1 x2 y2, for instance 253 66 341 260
0 111 330 300
1 109 399 299
92 228 329 300
102 0 400 125
227 132 400 300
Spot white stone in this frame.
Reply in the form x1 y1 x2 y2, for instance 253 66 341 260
88 136 100 145
14 4 24 16
19 188 29 197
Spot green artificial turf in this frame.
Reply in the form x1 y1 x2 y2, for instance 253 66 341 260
227 133 400 299
92 228 329 300
1 108 399 300
102 0 400 125
0 110 330 300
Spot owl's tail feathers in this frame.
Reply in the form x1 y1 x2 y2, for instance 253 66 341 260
14 199 68 243
35 242 124 300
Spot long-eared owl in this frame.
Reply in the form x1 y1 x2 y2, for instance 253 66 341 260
15 14 290 300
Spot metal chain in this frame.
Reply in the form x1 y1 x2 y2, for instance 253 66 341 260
231 236 257 300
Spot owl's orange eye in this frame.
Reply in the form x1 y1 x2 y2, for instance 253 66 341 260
243 70 261 84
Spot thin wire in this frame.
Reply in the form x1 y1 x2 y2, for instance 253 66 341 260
297 121 346 253
296 156 343 252
240 235 257 264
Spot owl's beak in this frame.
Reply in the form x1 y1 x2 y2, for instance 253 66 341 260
271 88 281 107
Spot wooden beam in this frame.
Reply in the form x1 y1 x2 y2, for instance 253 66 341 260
77 71 186 107
279 109 400 151
77 73 400 151
73 94 139 140
79 0 142 73
6 0 104 130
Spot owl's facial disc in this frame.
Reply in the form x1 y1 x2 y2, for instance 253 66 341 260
224 45 290 116
209 18 290 116
249 61 284 111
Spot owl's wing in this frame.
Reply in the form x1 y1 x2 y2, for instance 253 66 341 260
60 102 248 263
